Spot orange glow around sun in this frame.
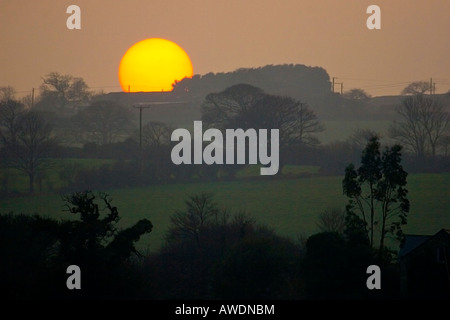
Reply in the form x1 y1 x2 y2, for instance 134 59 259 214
118 38 193 92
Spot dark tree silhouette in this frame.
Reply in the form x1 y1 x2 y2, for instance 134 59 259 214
0 106 56 193
59 190 153 298
37 72 92 109
401 81 431 95
138 121 172 148
389 94 449 158
201 84 324 148
347 128 381 151
0 99 25 143
72 100 133 145
0 86 16 102
165 192 220 244
149 192 302 299
343 136 409 251
316 207 346 234
343 88 371 100
0 190 153 299
61 190 153 257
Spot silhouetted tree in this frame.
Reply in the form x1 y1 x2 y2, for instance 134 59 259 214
149 192 303 299
0 191 153 299
401 81 431 95
343 88 371 100
72 100 133 145
37 72 92 110
316 207 346 234
201 84 324 148
138 121 172 148
153 193 252 298
343 136 409 251
389 94 449 158
347 128 381 151
0 86 16 102
61 190 153 257
59 190 153 298
0 107 56 192
165 192 220 244
0 99 25 144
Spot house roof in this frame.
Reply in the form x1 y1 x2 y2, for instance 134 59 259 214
399 229 450 259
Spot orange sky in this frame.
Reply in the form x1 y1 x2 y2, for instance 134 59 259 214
1 0 449 97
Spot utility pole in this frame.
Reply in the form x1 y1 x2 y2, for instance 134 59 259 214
132 101 153 179
332 77 343 94
132 101 187 178
31 88 35 108
430 78 437 95
133 104 152 149
133 101 188 149
335 81 343 94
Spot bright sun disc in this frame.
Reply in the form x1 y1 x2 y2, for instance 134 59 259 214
118 38 193 92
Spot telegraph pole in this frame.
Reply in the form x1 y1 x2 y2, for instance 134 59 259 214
133 104 152 149
133 101 188 150
332 77 343 94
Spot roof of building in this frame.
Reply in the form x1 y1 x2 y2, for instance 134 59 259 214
399 229 450 259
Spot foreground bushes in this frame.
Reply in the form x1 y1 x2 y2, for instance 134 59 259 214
2 192 403 299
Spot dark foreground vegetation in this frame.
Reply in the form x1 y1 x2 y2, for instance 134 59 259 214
0 191 396 300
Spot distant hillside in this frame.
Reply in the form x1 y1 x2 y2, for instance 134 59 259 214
98 64 449 126
172 64 332 109
100 64 333 124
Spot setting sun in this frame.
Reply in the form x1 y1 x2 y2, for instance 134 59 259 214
118 38 193 92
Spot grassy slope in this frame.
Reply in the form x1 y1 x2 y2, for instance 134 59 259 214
1 173 449 253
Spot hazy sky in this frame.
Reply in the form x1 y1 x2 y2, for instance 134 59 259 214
1 0 449 97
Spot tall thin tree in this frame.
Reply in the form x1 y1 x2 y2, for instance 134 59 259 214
343 136 409 251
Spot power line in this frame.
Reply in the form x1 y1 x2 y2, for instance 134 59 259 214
332 76 450 95
6 75 450 99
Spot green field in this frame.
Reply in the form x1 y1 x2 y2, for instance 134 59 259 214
1 173 449 253
0 158 116 192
